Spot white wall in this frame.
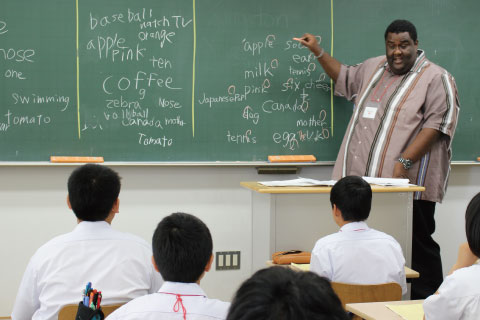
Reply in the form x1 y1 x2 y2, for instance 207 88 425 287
0 164 477 315
434 165 480 275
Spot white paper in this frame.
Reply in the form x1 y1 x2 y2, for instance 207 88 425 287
259 177 336 187
362 176 410 186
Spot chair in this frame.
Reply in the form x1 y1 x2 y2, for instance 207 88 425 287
58 303 123 320
331 282 402 319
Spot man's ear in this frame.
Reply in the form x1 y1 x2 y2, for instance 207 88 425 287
111 198 120 214
151 256 159 272
332 204 340 216
332 204 344 220
67 195 72 209
205 254 214 272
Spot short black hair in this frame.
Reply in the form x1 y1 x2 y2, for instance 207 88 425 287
330 176 372 222
67 164 121 221
465 192 480 258
153 212 213 283
227 267 349 320
384 19 417 43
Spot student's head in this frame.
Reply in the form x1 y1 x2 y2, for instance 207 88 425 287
384 19 418 75
466 192 480 258
227 267 349 320
153 212 213 283
330 176 372 222
67 164 121 221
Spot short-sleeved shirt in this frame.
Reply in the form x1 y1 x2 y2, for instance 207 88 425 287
310 221 407 295
333 50 459 203
423 263 480 319
11 221 163 320
107 281 230 320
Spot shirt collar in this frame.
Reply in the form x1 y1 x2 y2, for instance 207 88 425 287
158 282 207 297
340 221 369 232
74 220 112 233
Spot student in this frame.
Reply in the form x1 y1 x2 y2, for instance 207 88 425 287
310 176 407 294
423 192 480 319
107 212 230 319
226 266 349 320
11 164 162 320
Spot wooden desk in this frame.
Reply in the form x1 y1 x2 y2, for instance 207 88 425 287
346 300 424 320
266 261 419 278
404 266 419 279
241 182 425 273
241 181 424 194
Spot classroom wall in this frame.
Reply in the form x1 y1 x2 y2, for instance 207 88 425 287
0 164 478 315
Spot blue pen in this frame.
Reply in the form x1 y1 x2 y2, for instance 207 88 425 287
83 295 90 306
85 282 92 295
83 282 92 306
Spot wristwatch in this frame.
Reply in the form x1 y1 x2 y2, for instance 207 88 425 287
398 157 413 170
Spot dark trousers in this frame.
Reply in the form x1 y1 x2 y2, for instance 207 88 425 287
411 199 444 299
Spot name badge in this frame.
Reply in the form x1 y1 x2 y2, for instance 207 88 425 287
363 102 379 119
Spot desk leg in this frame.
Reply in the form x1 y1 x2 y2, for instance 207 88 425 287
406 192 413 267
251 192 276 272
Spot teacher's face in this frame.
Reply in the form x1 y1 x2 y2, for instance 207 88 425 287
385 32 418 75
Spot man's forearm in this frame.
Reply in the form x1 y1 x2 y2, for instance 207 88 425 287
316 51 341 83
393 128 442 179
401 128 441 162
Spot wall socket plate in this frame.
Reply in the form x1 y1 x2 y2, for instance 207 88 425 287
215 251 241 270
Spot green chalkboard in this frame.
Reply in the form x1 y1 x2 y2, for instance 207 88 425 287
0 0 478 162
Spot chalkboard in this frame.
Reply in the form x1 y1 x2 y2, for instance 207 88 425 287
0 0 477 162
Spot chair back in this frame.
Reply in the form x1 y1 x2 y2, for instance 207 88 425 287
58 303 122 320
331 282 402 309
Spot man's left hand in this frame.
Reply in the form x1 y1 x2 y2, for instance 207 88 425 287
393 162 410 181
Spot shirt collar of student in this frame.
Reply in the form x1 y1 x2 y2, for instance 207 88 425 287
158 281 207 297
340 221 369 232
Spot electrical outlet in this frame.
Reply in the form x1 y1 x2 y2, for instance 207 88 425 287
216 251 241 270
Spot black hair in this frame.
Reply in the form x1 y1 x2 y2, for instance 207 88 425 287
67 164 121 221
227 267 349 320
384 19 417 42
330 176 372 222
153 212 213 283
465 192 480 258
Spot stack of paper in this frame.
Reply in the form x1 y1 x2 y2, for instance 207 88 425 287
386 303 424 320
259 177 336 187
362 176 411 186
259 176 413 187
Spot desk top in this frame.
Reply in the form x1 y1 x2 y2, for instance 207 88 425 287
346 300 424 320
241 182 425 194
265 261 419 279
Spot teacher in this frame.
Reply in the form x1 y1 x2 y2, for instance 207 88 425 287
295 19 459 299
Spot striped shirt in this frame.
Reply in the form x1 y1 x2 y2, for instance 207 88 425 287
332 50 459 202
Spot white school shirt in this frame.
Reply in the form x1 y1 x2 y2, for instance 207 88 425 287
423 263 480 320
310 221 407 294
11 221 163 320
107 281 230 320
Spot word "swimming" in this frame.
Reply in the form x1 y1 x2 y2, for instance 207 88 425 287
12 93 70 111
